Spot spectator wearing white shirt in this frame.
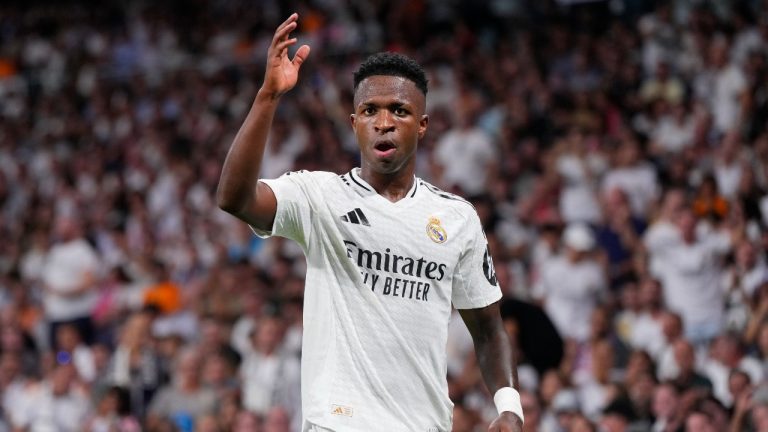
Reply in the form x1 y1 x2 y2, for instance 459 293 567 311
239 315 300 428
554 129 605 224
699 36 749 135
650 102 696 155
230 288 267 357
713 131 747 199
724 240 768 332
644 188 685 280
9 363 92 432
703 332 763 407
656 312 685 381
574 339 617 420
528 222 563 296
108 310 162 419
614 280 641 347
42 216 101 348
657 209 732 346
434 90 498 195
630 278 667 359
637 4 677 77
731 10 766 66
261 117 308 180
534 223 607 343
0 353 28 431
601 135 659 219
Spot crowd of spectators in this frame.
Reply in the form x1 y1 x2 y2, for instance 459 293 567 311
1 0 768 431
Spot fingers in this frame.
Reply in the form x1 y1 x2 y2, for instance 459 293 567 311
272 13 299 46
275 13 298 37
274 37 298 54
292 45 311 67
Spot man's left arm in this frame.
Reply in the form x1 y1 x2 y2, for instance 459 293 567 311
459 301 523 432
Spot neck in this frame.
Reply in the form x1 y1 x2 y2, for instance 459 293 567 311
359 161 416 203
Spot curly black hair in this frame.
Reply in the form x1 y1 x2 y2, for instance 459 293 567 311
353 52 428 95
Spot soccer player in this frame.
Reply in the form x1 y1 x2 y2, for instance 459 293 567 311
217 13 524 432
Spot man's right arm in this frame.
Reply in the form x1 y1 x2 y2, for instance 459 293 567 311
216 13 310 231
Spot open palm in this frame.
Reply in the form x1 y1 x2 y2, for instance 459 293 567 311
263 13 311 97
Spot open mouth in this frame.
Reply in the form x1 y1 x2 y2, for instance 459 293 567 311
373 141 396 157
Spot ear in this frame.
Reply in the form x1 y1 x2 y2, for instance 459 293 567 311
350 113 356 130
418 115 429 139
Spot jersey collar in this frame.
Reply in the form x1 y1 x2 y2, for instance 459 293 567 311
347 168 419 200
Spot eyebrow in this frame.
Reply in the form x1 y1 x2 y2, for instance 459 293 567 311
359 101 411 109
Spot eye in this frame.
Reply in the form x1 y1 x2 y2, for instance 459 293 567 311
394 107 408 116
363 107 375 115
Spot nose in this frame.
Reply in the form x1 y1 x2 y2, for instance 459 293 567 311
374 111 395 133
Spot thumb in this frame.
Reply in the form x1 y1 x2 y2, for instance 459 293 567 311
292 45 311 68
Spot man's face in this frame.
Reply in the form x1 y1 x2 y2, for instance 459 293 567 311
674 341 695 371
351 75 428 175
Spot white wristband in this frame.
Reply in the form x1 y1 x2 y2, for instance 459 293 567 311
493 387 524 424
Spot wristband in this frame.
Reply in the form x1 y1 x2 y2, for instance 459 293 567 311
493 387 524 424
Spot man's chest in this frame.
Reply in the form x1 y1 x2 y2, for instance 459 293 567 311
326 196 463 267
313 191 466 303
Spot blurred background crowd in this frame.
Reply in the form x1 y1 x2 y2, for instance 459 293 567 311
1 0 768 431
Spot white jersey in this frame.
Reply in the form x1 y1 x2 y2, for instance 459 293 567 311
253 168 502 432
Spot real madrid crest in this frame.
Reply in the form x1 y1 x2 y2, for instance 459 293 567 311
426 216 448 244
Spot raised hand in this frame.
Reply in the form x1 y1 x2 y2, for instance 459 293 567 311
262 13 311 98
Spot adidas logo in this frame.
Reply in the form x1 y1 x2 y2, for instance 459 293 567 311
340 208 370 226
331 404 353 417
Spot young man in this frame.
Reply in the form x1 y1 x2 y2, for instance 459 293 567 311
217 14 523 432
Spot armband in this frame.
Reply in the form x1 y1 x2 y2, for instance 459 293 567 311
493 387 524 424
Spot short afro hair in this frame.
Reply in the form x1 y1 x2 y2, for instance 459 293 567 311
353 52 428 95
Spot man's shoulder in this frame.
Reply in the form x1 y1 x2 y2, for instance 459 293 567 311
416 179 475 212
266 170 342 191
276 169 339 181
415 180 485 237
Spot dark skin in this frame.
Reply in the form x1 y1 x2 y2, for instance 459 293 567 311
350 74 427 201
460 303 524 431
216 13 522 431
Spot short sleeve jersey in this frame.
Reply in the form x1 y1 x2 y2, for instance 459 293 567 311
253 168 501 432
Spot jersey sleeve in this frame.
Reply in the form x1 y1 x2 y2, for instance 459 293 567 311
451 211 503 309
250 171 315 248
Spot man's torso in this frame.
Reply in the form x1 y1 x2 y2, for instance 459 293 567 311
256 169 501 432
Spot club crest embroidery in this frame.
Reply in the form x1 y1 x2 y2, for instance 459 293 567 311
426 216 448 244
